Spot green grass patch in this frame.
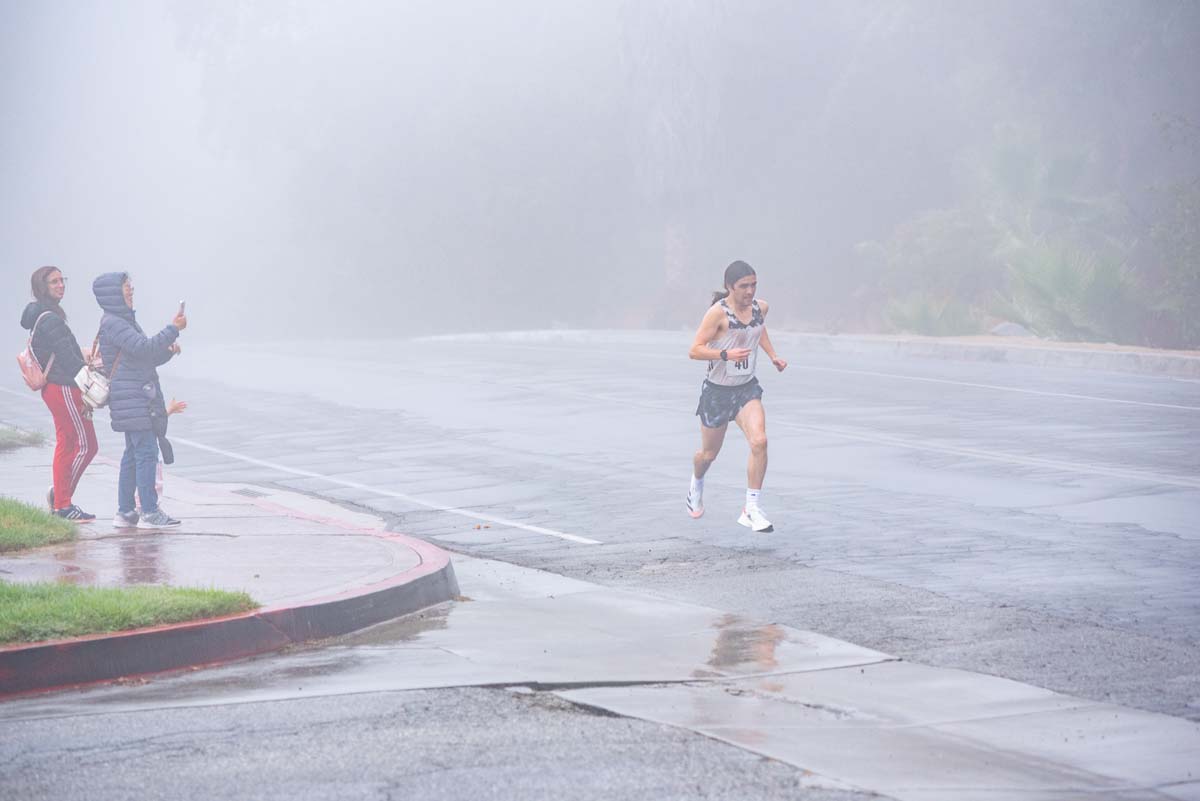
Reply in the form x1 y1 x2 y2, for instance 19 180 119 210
0 582 258 644
0 498 76 552
0 425 44 452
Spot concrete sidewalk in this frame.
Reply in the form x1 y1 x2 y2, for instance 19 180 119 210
0 445 459 696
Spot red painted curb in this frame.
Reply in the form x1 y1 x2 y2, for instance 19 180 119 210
0 495 460 698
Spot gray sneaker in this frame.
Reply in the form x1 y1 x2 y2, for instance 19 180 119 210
112 510 140 528
137 509 181 529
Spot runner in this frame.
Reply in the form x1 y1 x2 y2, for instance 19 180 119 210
686 260 787 532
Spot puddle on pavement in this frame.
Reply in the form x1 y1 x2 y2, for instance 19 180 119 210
706 614 787 673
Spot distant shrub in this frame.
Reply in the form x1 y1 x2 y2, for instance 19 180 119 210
847 123 1200 349
1001 240 1142 343
885 292 979 337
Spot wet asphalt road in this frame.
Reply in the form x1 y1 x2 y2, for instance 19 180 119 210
4 686 870 801
158 331 1200 718
2 330 1199 798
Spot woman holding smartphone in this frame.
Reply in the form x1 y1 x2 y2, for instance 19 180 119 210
92 271 187 529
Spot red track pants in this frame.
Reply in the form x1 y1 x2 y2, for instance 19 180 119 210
41 383 97 510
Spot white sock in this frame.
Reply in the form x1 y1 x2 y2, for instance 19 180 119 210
746 488 761 509
690 475 704 495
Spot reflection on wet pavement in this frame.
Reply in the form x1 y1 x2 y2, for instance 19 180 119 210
119 536 166 585
707 614 785 674
52 535 168 586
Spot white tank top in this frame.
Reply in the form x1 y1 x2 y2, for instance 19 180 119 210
706 299 763 386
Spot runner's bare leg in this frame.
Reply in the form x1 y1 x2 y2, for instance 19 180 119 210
693 422 729 479
734 399 767 490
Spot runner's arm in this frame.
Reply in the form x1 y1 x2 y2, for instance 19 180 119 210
690 305 746 361
757 308 788 372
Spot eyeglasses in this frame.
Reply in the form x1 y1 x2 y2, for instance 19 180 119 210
47 276 67 286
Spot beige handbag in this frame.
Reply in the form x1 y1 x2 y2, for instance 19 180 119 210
75 335 122 410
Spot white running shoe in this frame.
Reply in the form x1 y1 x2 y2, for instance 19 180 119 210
738 506 773 532
686 484 704 519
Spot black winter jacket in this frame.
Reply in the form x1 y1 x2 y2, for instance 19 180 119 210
19 302 87 387
91 272 179 434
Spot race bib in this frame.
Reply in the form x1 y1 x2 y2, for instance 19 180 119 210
726 352 755 377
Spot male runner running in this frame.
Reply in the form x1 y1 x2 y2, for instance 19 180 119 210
686 260 787 532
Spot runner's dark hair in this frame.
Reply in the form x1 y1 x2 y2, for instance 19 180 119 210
30 266 66 320
710 260 756 306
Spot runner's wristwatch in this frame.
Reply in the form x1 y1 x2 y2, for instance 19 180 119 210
720 349 728 361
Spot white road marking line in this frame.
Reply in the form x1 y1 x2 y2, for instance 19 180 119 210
5 386 597 544
171 437 602 545
427 342 1200 411
4 386 598 543
500 387 1200 490
767 421 1200 490
786 364 1200 412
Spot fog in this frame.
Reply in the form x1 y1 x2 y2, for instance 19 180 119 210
4 1 1198 344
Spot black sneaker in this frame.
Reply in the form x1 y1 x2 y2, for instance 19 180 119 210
54 505 96 522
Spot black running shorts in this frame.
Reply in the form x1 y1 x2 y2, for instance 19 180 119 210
695 378 763 428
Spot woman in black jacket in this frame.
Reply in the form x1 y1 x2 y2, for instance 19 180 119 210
19 266 97 521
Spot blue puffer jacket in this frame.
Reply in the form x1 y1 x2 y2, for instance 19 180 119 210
92 272 179 433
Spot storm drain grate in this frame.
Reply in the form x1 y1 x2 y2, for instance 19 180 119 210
231 487 271 498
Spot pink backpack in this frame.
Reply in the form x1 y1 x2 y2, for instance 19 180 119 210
16 311 57 391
